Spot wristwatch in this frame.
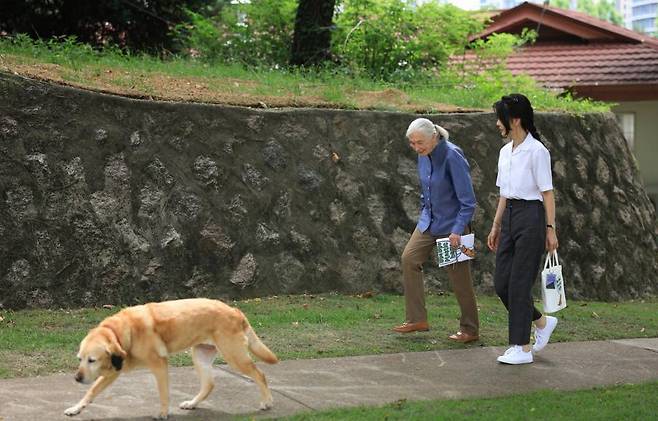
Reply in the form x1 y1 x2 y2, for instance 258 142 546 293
546 224 555 229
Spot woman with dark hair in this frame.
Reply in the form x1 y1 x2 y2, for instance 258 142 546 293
487 93 559 365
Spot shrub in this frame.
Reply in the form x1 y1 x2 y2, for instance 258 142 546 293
332 0 484 81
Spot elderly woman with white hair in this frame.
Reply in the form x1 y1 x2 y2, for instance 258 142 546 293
393 118 479 343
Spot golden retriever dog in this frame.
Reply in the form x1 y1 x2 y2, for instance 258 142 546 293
64 298 278 419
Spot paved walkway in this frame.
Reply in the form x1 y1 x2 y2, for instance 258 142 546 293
1 338 657 420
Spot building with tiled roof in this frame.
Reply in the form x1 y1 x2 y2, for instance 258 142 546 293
464 1 658 210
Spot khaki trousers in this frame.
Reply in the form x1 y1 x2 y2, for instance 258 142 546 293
401 228 479 335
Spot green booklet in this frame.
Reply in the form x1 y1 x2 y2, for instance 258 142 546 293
435 233 475 267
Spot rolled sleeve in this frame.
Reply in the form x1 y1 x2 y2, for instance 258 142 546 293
532 147 553 192
447 152 476 234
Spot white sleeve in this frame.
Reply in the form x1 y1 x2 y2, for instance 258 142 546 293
532 147 553 192
495 149 502 188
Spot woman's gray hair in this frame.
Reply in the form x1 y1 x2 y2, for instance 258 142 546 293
406 118 449 140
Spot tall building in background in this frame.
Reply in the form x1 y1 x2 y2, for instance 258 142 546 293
628 0 657 34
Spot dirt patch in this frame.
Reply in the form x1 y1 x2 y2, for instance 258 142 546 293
352 88 414 111
357 88 468 113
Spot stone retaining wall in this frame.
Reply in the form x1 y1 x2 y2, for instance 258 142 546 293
1 72 656 308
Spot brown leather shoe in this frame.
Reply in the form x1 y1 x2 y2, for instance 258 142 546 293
448 331 479 343
392 321 430 333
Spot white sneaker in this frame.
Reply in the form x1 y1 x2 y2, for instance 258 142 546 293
497 345 533 364
533 316 558 353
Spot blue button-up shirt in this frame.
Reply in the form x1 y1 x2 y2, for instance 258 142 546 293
417 139 476 236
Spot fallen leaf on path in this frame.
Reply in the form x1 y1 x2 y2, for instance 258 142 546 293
392 399 407 409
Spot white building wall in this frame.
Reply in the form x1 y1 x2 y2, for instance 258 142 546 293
628 0 658 34
613 100 658 209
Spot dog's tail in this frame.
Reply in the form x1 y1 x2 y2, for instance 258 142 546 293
243 318 279 364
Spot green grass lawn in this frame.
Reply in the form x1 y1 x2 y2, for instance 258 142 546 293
0 293 655 379
272 382 658 421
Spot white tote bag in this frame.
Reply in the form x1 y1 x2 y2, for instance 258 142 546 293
541 251 567 313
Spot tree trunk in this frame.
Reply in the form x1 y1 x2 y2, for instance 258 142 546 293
290 0 336 66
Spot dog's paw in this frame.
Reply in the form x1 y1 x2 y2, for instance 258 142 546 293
259 399 273 411
179 400 197 410
64 405 82 416
152 413 168 420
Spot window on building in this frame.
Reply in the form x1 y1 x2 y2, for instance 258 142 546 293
615 113 635 149
633 17 656 33
632 4 658 16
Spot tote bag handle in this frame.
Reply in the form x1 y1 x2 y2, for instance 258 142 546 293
552 250 560 266
543 250 560 270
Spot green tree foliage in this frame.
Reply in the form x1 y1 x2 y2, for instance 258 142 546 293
448 30 544 106
551 0 623 26
173 0 297 66
467 29 537 68
333 0 483 81
174 0 485 79
0 0 213 52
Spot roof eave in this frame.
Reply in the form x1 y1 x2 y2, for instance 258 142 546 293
472 1 658 45
564 83 658 101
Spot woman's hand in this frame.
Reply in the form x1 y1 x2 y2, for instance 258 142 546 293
448 233 461 249
546 228 558 252
487 225 501 251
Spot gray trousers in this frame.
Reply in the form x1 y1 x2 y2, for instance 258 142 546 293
401 228 479 336
494 199 545 345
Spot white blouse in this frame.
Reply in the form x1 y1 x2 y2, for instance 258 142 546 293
496 133 553 201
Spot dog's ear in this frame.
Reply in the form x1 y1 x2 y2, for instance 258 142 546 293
104 326 127 371
111 353 124 370
106 341 126 371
